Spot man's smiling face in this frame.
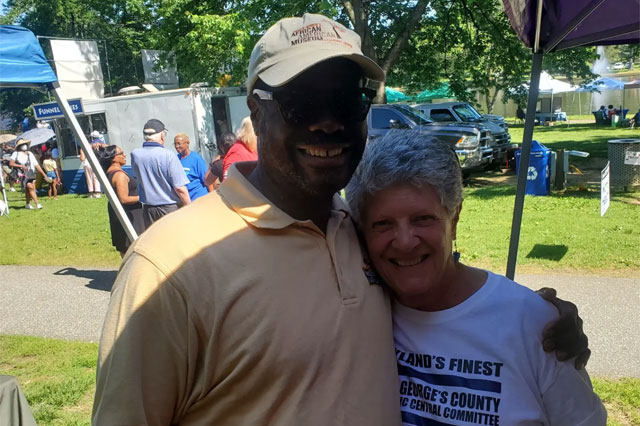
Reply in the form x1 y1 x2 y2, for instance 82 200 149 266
250 58 370 198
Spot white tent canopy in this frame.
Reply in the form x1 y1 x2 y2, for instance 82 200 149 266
537 71 577 94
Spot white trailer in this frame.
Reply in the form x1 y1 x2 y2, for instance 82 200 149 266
51 86 250 192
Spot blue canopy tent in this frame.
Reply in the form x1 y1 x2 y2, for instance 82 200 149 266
501 0 640 279
577 77 628 118
0 25 137 240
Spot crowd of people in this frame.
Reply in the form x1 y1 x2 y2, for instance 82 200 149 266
91 117 258 255
1 138 60 209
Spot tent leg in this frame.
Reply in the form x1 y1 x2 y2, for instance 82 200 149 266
506 52 543 280
49 83 138 243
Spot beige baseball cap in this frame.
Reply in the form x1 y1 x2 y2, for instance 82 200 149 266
246 13 385 92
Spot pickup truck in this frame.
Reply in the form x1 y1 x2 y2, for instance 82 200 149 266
413 102 511 167
367 104 492 174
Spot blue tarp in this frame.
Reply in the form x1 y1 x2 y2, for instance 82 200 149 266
0 25 57 86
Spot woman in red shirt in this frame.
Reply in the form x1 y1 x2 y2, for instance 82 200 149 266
222 117 258 180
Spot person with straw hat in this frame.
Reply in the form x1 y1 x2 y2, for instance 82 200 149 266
9 138 50 209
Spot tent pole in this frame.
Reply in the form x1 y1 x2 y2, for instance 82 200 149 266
506 52 543 280
49 83 138 242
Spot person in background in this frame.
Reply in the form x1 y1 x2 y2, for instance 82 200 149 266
97 145 145 258
174 133 209 201
598 105 607 120
130 119 190 228
607 104 616 119
1 143 18 192
80 131 105 198
9 138 49 209
346 131 605 425
51 141 63 188
204 132 235 191
222 117 257 180
42 151 60 200
630 108 640 129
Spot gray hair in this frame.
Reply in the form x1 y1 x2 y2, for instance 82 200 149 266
143 131 163 142
346 130 463 224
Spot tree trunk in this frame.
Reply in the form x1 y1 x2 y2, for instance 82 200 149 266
343 0 431 103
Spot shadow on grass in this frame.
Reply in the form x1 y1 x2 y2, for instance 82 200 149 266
464 184 516 199
525 244 568 261
53 267 116 292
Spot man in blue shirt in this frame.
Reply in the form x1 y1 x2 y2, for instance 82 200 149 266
131 119 191 228
174 133 209 201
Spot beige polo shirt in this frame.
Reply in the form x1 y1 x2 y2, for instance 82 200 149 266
93 164 401 426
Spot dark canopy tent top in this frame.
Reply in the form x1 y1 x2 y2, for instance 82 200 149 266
0 25 137 240
503 0 640 52
500 0 640 279
0 25 57 88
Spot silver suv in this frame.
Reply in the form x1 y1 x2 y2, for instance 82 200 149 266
414 102 511 167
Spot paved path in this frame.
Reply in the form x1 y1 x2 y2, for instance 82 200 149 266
0 265 638 378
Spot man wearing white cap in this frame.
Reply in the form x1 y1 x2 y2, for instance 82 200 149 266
93 14 400 425
92 13 585 426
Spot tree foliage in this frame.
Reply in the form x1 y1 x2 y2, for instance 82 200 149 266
0 0 602 118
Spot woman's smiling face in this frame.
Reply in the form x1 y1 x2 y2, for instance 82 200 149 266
362 183 460 306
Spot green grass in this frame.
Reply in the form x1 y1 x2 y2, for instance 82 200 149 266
0 335 97 426
0 335 637 425
458 183 640 274
509 123 639 161
594 378 640 425
0 189 121 267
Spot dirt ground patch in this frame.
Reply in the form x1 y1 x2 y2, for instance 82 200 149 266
466 156 640 197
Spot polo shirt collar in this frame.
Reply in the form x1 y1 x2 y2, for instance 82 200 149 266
219 163 350 230
142 142 164 148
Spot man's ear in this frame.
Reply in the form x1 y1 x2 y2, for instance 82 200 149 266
247 95 260 136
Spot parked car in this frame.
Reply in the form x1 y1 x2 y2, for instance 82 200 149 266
367 104 492 174
414 102 511 167
612 62 625 70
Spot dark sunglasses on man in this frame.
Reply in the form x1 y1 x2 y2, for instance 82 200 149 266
253 85 376 126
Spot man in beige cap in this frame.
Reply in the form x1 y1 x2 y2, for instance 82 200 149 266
93 13 400 425
92 13 586 426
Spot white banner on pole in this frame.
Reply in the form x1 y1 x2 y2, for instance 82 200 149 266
141 50 179 89
50 39 104 99
601 161 610 217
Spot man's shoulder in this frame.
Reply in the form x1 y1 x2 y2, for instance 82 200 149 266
131 192 246 264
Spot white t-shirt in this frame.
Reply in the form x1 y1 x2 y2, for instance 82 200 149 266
393 271 606 426
10 150 38 172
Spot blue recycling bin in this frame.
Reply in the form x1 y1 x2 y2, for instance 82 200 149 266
515 140 551 196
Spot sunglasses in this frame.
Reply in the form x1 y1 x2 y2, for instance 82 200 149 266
253 86 376 126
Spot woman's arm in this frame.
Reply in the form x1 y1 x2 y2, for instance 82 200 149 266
8 159 25 170
204 169 219 191
112 172 139 204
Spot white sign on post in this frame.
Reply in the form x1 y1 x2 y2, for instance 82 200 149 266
624 150 640 166
601 161 610 217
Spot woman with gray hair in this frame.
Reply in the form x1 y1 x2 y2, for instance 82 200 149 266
346 130 606 425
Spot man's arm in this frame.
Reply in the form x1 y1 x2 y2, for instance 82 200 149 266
175 185 191 206
93 253 195 425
